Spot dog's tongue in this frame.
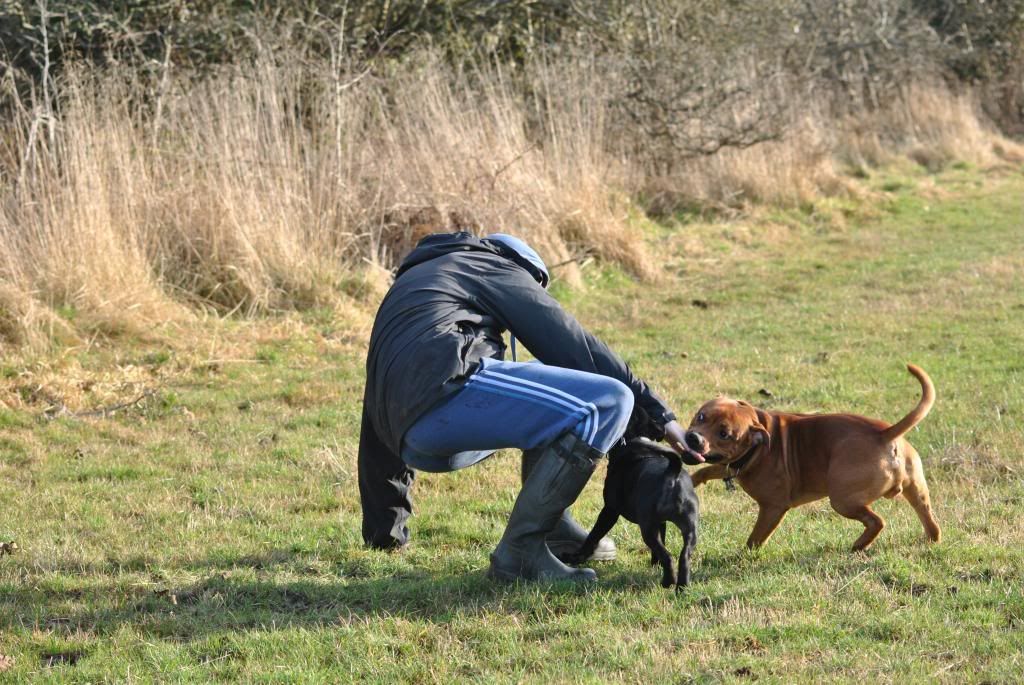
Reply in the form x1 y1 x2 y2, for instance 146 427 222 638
679 445 706 465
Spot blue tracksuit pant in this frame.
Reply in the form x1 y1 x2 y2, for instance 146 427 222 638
401 358 634 472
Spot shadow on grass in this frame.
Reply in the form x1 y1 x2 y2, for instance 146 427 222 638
3 539 912 640
2 548 663 639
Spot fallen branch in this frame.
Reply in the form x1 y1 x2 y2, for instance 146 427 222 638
549 249 595 270
43 388 159 420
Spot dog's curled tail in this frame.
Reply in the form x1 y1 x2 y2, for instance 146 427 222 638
880 364 934 442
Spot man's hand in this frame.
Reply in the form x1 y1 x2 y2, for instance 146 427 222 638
664 419 705 464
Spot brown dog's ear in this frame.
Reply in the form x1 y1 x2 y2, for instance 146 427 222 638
749 424 770 452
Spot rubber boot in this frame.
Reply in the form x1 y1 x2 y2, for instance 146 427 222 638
488 433 602 583
522 448 617 562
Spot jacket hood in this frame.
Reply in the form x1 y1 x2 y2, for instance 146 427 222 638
396 231 549 287
483 233 549 288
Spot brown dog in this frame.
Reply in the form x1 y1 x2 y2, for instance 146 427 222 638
684 364 941 551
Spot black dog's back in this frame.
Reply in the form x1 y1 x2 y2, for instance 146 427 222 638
573 438 700 590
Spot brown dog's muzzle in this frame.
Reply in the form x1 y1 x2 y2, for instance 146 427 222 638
684 431 707 454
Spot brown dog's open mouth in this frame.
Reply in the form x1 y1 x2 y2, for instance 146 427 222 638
679 445 706 465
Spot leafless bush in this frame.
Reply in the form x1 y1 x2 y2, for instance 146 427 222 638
788 0 943 112
913 0 1024 135
568 1 793 172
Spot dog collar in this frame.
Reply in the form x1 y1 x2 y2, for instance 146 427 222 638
726 442 764 479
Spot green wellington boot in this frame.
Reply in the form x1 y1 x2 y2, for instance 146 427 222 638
522 445 617 562
488 432 602 583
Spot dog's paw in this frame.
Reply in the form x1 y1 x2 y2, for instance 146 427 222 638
561 549 588 566
660 574 674 589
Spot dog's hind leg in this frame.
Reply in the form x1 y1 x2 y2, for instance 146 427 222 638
903 467 941 543
641 524 675 588
650 522 666 566
831 499 885 551
673 517 697 589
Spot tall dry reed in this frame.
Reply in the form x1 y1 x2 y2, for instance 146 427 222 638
0 53 1018 350
0 53 649 350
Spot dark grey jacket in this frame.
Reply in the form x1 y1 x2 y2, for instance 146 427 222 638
364 232 675 455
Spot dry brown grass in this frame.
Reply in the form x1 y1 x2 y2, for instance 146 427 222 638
0 54 651 349
0 281 72 350
637 81 1024 217
836 81 1024 171
640 112 851 215
1 57 1019 350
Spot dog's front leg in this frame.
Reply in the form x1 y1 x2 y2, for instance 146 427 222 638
690 465 729 487
746 505 788 549
641 524 675 588
565 506 619 565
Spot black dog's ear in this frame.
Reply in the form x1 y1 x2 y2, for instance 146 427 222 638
666 451 683 474
635 439 703 468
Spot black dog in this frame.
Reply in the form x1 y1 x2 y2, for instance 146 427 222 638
568 438 700 590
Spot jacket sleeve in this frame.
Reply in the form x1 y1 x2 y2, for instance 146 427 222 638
357 397 415 549
473 263 676 438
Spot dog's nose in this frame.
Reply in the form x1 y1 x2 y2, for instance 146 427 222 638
685 431 706 451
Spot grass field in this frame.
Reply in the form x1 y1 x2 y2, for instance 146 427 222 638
1 163 1023 682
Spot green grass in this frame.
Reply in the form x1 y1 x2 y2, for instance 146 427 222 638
2 166 1024 682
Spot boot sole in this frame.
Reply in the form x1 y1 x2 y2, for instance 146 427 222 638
487 563 597 583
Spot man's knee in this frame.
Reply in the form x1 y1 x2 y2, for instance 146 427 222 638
601 378 634 433
580 377 633 453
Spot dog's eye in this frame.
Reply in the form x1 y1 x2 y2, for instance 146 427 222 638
697 413 705 423
719 428 731 440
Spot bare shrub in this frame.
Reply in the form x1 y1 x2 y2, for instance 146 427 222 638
789 0 942 112
572 0 793 173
